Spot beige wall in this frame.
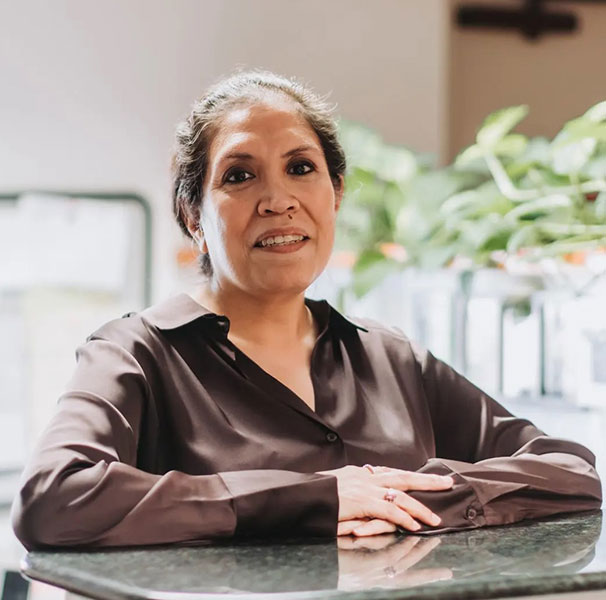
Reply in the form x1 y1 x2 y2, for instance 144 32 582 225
0 0 450 300
448 0 606 161
3 1 606 291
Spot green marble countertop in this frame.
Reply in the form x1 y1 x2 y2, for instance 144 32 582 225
21 511 606 600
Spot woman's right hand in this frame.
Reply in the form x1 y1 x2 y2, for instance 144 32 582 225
316 465 454 537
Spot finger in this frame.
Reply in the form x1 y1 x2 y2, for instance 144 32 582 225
337 519 369 536
369 466 393 474
377 471 454 492
394 535 423 555
336 536 359 550
367 498 422 532
373 487 441 528
391 491 442 527
352 519 397 537
345 532 398 552
395 536 441 571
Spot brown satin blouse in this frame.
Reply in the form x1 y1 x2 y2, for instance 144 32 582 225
11 292 602 550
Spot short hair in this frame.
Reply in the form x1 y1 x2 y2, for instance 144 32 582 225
171 69 347 277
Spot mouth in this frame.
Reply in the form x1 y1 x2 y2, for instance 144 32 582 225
253 235 310 253
253 235 310 249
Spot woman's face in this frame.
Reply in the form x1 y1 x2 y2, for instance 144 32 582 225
198 99 343 298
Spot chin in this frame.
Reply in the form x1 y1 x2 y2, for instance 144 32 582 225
257 276 313 295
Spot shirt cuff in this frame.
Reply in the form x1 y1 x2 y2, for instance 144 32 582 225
406 459 487 533
218 470 338 537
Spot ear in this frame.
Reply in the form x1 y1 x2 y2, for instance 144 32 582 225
186 218 208 254
334 174 344 212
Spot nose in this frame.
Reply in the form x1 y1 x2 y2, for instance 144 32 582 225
257 177 300 216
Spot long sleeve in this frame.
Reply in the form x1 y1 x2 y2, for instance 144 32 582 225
405 342 602 533
11 338 337 551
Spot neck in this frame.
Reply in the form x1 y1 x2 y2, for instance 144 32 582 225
189 282 315 348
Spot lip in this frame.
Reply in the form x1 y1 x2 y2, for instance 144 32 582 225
253 237 310 254
253 227 310 247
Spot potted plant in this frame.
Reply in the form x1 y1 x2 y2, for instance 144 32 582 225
334 101 606 396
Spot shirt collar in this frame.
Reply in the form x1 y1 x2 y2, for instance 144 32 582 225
141 292 368 334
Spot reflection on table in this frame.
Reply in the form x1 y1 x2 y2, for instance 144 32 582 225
21 511 605 599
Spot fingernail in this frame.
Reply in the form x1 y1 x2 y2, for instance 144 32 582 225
431 514 441 526
411 522 421 531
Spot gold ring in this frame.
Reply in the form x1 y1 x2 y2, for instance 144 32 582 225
362 464 375 474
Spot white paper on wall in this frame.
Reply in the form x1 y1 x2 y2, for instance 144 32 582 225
0 204 31 289
16 193 132 293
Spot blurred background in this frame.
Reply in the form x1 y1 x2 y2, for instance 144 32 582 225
1 0 606 597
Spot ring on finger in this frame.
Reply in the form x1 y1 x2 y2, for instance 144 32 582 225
384 488 398 503
384 566 397 578
362 464 375 474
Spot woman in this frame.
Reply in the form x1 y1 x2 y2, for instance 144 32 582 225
12 70 602 550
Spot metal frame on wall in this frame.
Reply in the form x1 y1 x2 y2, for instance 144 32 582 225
0 190 153 306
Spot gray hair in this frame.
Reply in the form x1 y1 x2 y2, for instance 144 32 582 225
171 69 346 277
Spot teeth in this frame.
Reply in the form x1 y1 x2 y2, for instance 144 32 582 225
260 234 305 247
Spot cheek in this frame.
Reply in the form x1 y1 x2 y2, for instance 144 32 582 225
215 207 249 253
201 205 229 251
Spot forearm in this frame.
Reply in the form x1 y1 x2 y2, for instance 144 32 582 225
407 450 602 534
12 459 234 549
12 459 338 550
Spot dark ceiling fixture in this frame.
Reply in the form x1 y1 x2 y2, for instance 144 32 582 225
457 0 606 40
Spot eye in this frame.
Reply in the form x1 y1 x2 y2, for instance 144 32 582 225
288 161 315 176
224 168 254 184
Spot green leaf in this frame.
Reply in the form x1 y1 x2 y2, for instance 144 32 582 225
376 146 418 183
456 134 528 168
557 119 606 145
339 120 420 184
351 250 402 298
441 190 480 216
519 137 552 165
595 192 606 221
345 166 376 189
455 144 485 167
505 194 573 222
382 181 407 226
584 101 606 123
531 238 606 258
506 225 541 253
494 134 528 158
505 297 533 321
479 227 513 252
551 137 597 175
441 182 512 220
507 137 551 178
476 105 529 149
457 214 513 252
417 245 458 269
581 155 606 179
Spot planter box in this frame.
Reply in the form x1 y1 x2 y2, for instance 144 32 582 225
310 264 606 407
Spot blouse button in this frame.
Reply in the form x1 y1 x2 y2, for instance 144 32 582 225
465 506 478 520
216 319 230 333
326 432 339 443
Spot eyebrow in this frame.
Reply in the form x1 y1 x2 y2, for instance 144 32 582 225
219 144 319 163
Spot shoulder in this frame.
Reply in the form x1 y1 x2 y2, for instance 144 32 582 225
335 308 412 346
85 293 209 352
335 309 427 370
